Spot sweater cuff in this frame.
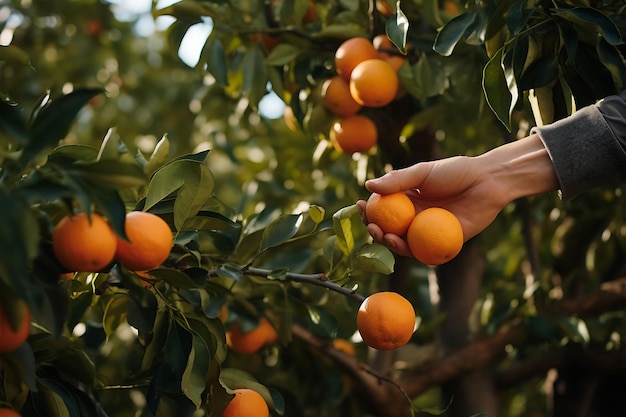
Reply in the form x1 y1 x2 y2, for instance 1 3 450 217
531 105 626 200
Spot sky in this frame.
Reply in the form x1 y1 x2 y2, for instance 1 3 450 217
108 0 285 118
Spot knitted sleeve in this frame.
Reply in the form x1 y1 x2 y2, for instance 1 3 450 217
531 90 626 199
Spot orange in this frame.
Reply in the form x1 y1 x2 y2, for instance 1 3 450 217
406 207 463 265
376 0 394 16
333 338 356 356
349 58 399 107
0 409 22 417
365 192 415 236
329 115 377 154
357 291 415 350
0 301 31 353
115 211 173 272
227 316 278 354
301 1 318 23
321 76 362 117
334 37 378 81
219 388 269 417
52 213 117 272
372 34 406 71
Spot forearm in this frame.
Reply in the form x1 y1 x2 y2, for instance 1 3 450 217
477 134 559 203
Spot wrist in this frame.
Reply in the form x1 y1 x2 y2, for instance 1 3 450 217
479 134 559 203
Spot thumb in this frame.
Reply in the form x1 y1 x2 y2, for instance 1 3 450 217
365 163 431 194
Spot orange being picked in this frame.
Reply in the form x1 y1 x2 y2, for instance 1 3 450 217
0 409 22 417
365 192 415 236
334 37 378 80
407 207 463 265
219 388 269 417
330 114 377 154
52 212 117 272
321 76 362 117
0 301 31 353
350 58 399 107
357 291 415 350
115 211 173 272
227 316 278 354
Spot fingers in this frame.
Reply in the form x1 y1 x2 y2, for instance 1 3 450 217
358 199 412 257
365 163 432 194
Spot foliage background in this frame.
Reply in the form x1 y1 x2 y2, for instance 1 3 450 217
1 0 626 417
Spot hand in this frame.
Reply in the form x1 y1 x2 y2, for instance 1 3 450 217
357 134 559 257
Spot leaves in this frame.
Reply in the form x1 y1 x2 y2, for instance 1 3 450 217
433 12 477 56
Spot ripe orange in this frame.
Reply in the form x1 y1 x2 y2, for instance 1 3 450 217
333 338 356 356
407 207 463 265
334 37 378 80
227 316 278 354
0 409 22 417
350 59 399 107
52 213 117 272
321 76 362 117
0 301 31 353
329 114 377 154
365 192 415 236
357 291 415 350
115 211 173 272
372 34 406 71
219 388 269 417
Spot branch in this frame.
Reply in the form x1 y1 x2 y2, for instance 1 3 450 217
540 277 626 317
208 266 366 303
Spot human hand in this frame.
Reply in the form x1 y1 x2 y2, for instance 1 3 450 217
357 155 512 257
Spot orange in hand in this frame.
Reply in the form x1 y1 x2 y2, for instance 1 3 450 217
219 388 269 417
365 192 415 236
357 291 415 350
407 207 463 265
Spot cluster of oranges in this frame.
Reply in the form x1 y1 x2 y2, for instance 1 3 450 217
365 192 464 265
322 35 405 155
52 211 173 274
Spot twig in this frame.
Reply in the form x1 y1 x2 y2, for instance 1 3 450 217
207 266 366 303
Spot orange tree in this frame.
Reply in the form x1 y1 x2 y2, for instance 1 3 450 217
1 1 626 417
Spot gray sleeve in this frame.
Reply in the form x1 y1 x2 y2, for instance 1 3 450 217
531 91 626 199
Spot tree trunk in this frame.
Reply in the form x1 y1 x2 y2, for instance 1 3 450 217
437 237 499 417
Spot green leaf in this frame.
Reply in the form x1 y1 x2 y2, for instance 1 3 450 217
519 54 558 90
153 0 212 20
597 39 626 92
266 43 302 66
96 127 122 161
308 205 325 224
432 11 477 56
553 7 622 46
72 160 148 189
0 44 31 66
506 1 533 35
242 45 268 109
182 332 212 408
386 7 409 55
102 294 129 340
145 134 170 173
267 268 288 281
355 243 395 274
216 263 243 281
0 99 28 145
150 268 200 289
305 305 338 339
38 378 76 417
332 205 364 256
201 35 229 85
143 160 192 211
482 48 512 130
21 88 103 166
259 214 303 252
311 24 368 40
174 164 215 231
